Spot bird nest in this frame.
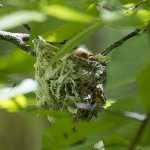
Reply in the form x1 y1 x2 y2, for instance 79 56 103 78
33 37 107 120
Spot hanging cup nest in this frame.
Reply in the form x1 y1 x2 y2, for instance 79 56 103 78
33 37 107 120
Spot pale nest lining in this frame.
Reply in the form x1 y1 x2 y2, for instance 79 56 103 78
33 37 106 119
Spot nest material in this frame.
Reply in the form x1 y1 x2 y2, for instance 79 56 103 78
33 37 107 120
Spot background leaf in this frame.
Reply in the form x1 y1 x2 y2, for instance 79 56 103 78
50 19 103 64
42 4 95 23
105 33 150 100
100 9 150 28
1 0 150 150
137 63 150 110
0 10 46 30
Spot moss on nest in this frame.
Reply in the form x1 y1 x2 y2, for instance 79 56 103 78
33 37 107 120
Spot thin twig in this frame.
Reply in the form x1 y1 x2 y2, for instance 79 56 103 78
101 29 142 55
128 111 150 150
125 0 146 13
0 30 35 56
100 0 144 56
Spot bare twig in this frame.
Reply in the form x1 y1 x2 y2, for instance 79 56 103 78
99 0 144 56
0 30 35 56
101 29 142 55
128 111 150 150
125 0 146 13
22 24 31 32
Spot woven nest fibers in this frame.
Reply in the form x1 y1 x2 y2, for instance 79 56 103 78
33 37 107 120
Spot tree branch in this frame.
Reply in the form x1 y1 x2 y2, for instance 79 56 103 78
128 111 150 150
0 30 35 56
125 0 147 13
101 29 142 56
0 28 142 57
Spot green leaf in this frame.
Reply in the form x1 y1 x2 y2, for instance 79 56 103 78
42 114 73 150
30 17 64 40
43 22 86 42
101 9 150 28
96 112 141 149
42 4 96 23
105 79 138 100
41 98 144 150
137 63 150 110
139 117 150 146
79 112 139 149
0 0 37 8
119 0 142 4
50 19 103 64
29 1 99 43
0 95 27 112
105 33 150 100
0 10 46 30
0 48 35 79
109 95 146 114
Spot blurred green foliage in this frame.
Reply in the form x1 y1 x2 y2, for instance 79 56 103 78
0 0 150 150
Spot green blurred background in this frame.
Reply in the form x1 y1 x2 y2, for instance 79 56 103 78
0 0 150 149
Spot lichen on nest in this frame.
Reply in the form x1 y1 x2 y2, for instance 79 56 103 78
33 37 107 120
